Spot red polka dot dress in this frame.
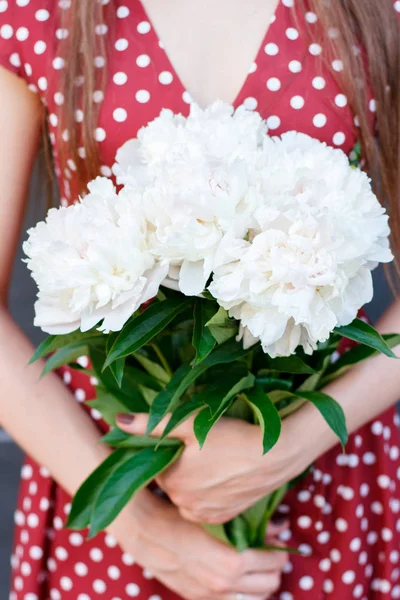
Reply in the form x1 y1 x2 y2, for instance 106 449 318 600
1 1 400 598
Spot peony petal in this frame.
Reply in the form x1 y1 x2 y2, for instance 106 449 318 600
142 263 169 304
98 301 138 333
33 301 80 335
179 259 209 296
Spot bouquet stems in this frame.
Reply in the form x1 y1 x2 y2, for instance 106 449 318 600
203 484 289 552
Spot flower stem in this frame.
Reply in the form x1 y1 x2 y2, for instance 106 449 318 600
257 484 289 547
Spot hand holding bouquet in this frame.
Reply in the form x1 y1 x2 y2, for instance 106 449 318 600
25 102 397 550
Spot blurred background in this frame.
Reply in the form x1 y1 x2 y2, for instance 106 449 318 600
0 161 395 596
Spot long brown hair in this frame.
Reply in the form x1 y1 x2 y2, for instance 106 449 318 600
55 0 400 270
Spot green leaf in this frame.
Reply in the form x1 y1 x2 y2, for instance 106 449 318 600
67 449 135 530
205 306 238 344
89 345 119 390
86 387 138 426
122 365 163 392
87 382 149 424
89 347 149 413
296 355 331 393
105 298 190 366
148 339 252 433
133 353 170 386
202 523 231 545
257 485 290 547
326 333 400 378
89 444 183 537
161 396 206 441
255 376 293 393
42 340 99 375
147 362 192 433
224 395 254 421
101 428 180 449
109 357 125 388
227 515 250 551
297 390 348 448
334 318 397 359
139 386 158 406
265 355 316 375
30 330 102 365
192 399 231 447
268 390 294 407
245 387 282 454
193 371 255 448
192 299 217 364
241 496 270 546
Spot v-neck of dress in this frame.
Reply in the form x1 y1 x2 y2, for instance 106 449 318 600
137 0 283 108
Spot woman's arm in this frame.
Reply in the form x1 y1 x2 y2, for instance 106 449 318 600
0 66 117 505
118 296 400 524
284 295 400 470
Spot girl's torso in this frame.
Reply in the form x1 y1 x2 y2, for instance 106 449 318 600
1 1 399 599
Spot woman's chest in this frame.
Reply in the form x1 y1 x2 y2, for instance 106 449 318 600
17 0 372 203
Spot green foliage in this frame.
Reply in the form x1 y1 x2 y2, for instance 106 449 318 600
108 357 126 388
67 449 135 530
40 286 398 548
245 387 282 454
193 371 255 448
334 318 397 358
325 333 400 381
264 355 316 375
296 390 348 448
30 330 103 365
41 338 101 375
133 353 170 385
88 444 183 537
192 299 217 364
205 306 238 344
147 338 252 433
101 427 179 449
105 298 191 366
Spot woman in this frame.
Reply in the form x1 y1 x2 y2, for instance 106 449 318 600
0 0 399 598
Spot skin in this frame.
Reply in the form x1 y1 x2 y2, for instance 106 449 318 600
141 0 281 106
0 2 291 598
119 314 400 526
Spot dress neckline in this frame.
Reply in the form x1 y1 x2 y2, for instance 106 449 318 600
137 0 283 107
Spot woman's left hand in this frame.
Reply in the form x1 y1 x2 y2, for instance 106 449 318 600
116 413 304 524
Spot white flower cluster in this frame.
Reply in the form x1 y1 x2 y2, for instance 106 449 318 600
24 178 167 334
25 102 392 355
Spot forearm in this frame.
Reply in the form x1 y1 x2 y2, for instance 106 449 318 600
282 297 400 472
0 306 111 495
0 305 158 543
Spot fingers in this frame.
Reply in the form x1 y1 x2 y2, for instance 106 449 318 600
116 412 194 440
205 548 286 600
233 572 282 595
241 549 289 573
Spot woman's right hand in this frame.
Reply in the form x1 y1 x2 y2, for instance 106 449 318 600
112 490 289 600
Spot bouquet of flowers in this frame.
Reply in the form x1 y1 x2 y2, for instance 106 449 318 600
25 102 398 550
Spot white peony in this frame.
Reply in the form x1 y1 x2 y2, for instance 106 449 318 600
113 102 267 295
24 177 167 334
26 103 393 353
209 131 393 357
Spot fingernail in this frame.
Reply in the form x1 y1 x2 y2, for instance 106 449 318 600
271 515 287 526
117 413 134 425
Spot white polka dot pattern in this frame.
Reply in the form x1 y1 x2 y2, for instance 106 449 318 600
1 1 400 598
